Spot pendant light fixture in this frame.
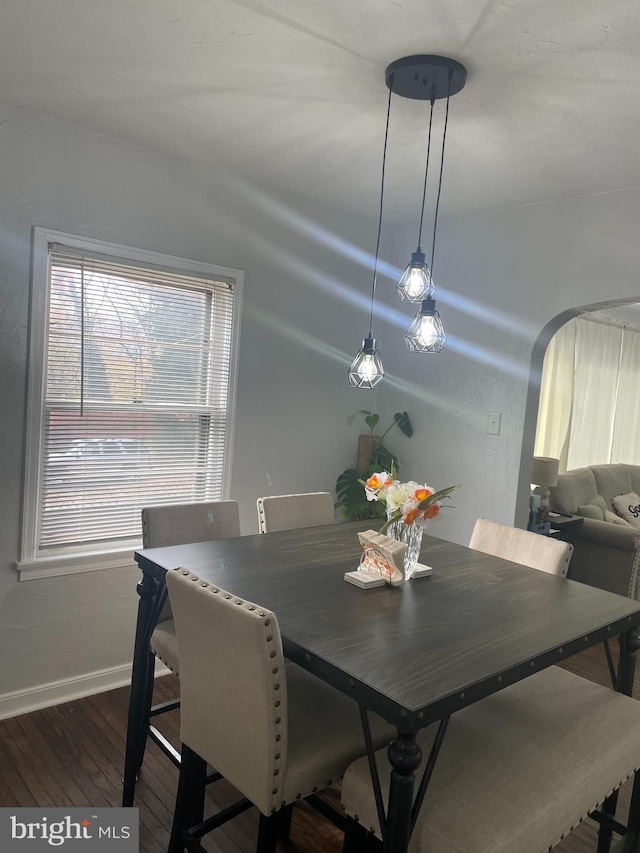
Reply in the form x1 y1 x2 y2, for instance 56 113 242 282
387 55 467 353
347 86 393 390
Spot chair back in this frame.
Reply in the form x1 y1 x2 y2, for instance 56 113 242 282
470 518 573 577
257 492 334 533
143 500 240 622
142 500 240 548
166 569 287 816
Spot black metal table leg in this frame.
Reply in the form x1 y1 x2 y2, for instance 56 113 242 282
122 569 162 807
383 731 422 853
598 629 640 853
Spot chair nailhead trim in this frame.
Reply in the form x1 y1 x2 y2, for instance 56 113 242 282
275 717 281 724
265 618 271 626
312 786 318 793
274 769 279 776
296 793 301 800
275 700 280 707
266 635 273 641
276 735 281 741
275 753 280 759
272 667 278 674
270 651 276 658
272 788 278 795
274 683 280 690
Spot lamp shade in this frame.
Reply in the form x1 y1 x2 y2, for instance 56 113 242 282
531 456 559 488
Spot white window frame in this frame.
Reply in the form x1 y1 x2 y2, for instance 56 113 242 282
18 228 243 580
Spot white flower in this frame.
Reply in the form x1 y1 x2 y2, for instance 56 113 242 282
385 481 415 513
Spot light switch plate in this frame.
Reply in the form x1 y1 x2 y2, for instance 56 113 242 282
487 412 502 435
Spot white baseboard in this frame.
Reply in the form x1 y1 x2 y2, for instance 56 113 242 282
0 659 172 720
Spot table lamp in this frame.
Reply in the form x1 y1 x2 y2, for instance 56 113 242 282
531 456 560 512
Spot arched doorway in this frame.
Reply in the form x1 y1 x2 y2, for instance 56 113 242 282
516 299 640 527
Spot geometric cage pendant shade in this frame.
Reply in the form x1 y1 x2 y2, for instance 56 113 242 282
348 337 384 389
404 298 446 353
397 249 434 302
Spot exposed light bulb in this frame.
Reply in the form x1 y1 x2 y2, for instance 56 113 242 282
348 338 384 389
397 250 434 303
405 298 446 354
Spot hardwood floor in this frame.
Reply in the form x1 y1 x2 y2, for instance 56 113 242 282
0 643 634 852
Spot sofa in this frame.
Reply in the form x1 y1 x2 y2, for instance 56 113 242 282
549 463 640 599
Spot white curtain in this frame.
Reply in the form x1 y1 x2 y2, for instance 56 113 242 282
534 319 576 471
566 320 623 470
535 316 639 472
611 329 640 463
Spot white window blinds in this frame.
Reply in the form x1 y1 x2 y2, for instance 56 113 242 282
37 244 237 553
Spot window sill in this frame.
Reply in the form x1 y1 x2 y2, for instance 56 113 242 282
16 548 140 581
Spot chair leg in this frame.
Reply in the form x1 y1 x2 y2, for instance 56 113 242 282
277 805 292 840
168 745 207 853
257 813 279 853
137 650 157 772
343 818 375 853
597 791 619 853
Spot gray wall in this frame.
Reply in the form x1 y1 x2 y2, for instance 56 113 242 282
1 99 640 705
378 194 640 546
0 102 379 700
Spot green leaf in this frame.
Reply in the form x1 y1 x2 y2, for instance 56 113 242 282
369 443 398 475
361 410 379 430
394 411 413 438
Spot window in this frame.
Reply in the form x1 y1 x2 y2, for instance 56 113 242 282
19 229 242 579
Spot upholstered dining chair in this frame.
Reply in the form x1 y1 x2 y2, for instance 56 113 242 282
341 665 640 852
165 568 395 853
134 500 241 792
257 491 334 533
469 517 573 576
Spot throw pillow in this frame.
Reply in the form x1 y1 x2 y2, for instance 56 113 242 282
604 509 633 527
577 495 608 521
612 492 640 528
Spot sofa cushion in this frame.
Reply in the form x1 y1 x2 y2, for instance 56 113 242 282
604 509 633 527
592 464 633 506
629 466 640 496
612 492 640 528
551 468 597 513
578 495 607 521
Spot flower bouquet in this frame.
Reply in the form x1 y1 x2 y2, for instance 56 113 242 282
361 471 460 578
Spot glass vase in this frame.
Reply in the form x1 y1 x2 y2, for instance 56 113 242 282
386 520 424 580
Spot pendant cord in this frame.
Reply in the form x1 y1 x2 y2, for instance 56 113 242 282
80 257 85 417
417 97 435 251
429 72 452 284
368 84 393 339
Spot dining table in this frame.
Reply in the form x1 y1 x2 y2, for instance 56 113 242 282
123 519 640 853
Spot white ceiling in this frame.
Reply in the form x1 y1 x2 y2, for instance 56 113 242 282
1 0 640 218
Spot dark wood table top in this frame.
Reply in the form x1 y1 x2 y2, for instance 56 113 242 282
135 521 640 728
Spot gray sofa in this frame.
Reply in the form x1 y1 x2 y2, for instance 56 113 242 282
549 463 640 599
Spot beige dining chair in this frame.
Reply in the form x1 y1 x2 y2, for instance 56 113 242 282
257 491 334 533
341 665 640 852
165 568 395 853
134 500 241 792
469 517 573 576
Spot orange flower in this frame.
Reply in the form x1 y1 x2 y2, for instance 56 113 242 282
366 472 392 492
424 503 440 519
403 508 421 525
413 487 433 503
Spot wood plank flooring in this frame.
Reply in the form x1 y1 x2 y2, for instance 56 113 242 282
0 643 634 852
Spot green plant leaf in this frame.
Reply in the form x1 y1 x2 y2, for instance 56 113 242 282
394 411 413 438
360 410 379 431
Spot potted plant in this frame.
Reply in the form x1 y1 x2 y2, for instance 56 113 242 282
335 410 413 520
